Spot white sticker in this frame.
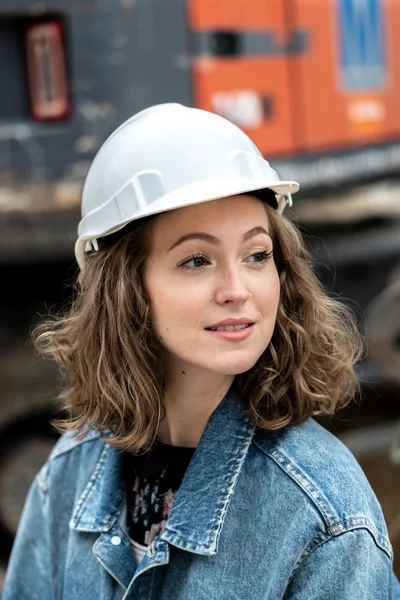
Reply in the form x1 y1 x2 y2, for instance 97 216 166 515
212 90 264 129
347 100 386 123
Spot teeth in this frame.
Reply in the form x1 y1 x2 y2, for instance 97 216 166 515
210 324 250 331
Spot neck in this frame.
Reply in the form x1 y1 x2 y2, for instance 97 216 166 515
157 364 234 447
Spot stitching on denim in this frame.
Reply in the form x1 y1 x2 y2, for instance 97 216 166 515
255 438 393 564
160 532 205 553
207 421 255 546
72 444 109 526
260 444 336 525
288 524 392 586
95 553 128 590
288 529 332 580
327 517 392 555
204 422 251 548
109 509 129 537
164 421 255 552
102 498 126 532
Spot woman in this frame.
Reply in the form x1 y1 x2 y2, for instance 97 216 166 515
3 103 399 599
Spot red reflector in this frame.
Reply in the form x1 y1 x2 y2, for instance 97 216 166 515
26 21 70 121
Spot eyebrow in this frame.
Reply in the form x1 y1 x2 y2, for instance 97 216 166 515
168 226 271 251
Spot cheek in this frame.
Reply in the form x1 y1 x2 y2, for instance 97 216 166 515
144 266 164 330
260 267 280 309
272 272 281 306
146 281 170 331
145 271 193 335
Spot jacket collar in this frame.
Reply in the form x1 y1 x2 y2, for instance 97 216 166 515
70 387 255 557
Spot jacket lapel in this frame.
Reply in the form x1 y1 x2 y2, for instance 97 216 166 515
162 388 254 555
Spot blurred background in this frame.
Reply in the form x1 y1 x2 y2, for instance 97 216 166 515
0 0 400 591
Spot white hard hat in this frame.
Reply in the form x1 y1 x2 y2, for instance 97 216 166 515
75 103 299 269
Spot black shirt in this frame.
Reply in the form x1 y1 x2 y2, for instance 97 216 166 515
124 441 196 546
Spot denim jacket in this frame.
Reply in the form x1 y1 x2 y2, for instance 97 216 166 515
4 390 400 599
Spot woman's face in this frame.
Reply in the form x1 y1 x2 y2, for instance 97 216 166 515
144 195 280 377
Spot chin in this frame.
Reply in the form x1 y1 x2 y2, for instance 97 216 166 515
218 356 262 376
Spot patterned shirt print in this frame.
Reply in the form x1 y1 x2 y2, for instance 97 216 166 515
124 442 195 547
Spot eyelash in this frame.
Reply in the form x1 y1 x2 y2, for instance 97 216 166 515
177 250 273 271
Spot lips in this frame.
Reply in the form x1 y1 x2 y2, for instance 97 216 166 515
204 322 255 341
208 323 251 332
205 318 255 331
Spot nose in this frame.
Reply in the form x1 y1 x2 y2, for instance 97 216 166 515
214 266 252 305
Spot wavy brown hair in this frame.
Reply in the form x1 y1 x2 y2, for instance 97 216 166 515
33 199 363 452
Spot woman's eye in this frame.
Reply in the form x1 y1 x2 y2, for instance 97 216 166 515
246 250 273 264
178 254 210 270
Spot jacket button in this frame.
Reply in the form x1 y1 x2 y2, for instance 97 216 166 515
147 542 156 557
111 535 121 546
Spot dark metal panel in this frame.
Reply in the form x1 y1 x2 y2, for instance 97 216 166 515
273 140 400 190
0 0 192 186
193 30 310 57
0 1 102 13
0 21 29 119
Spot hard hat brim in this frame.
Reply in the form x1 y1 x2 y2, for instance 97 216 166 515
75 177 299 269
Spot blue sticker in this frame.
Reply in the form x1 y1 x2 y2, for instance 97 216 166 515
337 0 387 90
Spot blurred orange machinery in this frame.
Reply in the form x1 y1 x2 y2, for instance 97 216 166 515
190 0 400 158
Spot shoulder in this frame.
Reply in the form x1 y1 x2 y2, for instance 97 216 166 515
252 418 392 558
49 427 104 459
36 428 110 494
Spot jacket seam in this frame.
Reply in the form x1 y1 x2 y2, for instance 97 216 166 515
288 525 393 588
253 440 392 557
254 442 336 525
327 518 392 556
